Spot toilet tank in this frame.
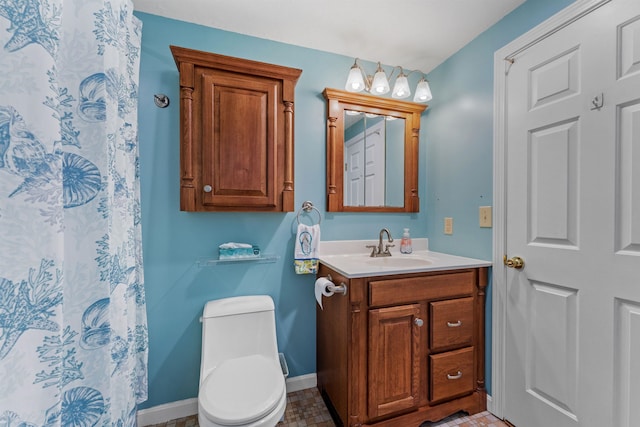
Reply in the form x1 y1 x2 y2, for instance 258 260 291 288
200 295 279 382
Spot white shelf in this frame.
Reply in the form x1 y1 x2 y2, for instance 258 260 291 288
197 254 280 267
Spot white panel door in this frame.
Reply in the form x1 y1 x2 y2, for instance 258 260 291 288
504 1 640 426
344 120 385 206
364 121 385 206
345 132 365 206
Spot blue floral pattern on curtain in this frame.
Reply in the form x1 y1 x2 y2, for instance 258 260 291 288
0 0 147 426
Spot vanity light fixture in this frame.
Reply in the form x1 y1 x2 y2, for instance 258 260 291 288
345 58 433 103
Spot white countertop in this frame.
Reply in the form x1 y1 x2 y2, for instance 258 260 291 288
318 239 491 278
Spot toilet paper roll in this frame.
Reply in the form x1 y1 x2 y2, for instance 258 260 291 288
315 277 334 310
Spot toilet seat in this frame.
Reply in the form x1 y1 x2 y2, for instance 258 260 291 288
199 354 285 426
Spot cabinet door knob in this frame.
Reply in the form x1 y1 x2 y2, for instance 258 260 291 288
203 185 212 193
414 318 424 327
447 320 462 327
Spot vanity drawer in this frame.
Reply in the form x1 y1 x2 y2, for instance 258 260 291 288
429 347 474 403
430 297 474 351
369 271 475 307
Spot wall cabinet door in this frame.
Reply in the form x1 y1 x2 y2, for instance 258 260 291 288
368 304 422 419
200 70 277 208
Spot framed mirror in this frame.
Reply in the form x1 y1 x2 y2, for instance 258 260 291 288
323 88 427 212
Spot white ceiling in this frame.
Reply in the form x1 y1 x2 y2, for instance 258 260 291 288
132 0 526 73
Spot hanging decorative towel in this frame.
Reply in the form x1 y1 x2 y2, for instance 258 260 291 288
294 223 320 274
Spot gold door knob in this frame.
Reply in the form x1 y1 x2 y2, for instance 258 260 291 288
503 255 525 269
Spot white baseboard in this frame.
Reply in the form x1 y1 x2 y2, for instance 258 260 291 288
285 373 317 393
486 394 495 415
137 398 198 426
137 373 317 426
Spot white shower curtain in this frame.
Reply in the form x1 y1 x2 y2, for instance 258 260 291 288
0 0 147 426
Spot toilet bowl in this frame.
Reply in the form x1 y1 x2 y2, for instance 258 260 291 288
198 295 286 427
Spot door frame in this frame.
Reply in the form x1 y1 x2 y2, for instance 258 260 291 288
490 0 611 418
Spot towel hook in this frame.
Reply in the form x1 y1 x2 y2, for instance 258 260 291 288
296 201 322 225
154 93 170 108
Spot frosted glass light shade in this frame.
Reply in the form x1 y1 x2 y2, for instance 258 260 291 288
392 74 411 99
413 79 433 102
345 65 366 92
344 59 433 101
370 68 390 95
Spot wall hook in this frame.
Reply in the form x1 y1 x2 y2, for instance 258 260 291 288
591 93 604 111
154 94 170 108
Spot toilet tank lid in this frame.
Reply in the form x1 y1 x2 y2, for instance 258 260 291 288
203 295 274 318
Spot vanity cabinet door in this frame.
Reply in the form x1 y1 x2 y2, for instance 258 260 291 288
368 304 422 419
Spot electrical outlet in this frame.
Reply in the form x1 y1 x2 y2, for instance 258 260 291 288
479 206 492 228
444 217 453 235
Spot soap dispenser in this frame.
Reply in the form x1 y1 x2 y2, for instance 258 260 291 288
400 228 412 254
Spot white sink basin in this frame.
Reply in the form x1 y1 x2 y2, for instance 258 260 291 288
364 256 433 268
318 252 438 277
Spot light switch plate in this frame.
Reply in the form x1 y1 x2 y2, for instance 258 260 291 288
479 206 492 228
444 217 453 234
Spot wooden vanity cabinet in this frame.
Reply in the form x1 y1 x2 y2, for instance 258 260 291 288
316 265 488 427
170 46 302 212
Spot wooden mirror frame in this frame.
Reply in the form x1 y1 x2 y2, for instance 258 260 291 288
323 88 427 212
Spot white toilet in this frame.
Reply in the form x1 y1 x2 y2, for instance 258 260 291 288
198 295 286 427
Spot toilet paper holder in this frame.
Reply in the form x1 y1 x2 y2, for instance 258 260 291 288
324 274 348 295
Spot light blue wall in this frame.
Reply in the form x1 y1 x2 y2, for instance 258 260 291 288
135 13 428 409
136 0 574 409
424 0 575 395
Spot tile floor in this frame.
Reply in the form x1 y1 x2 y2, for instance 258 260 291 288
147 388 510 427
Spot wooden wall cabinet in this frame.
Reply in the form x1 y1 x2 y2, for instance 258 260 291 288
316 265 488 427
171 46 302 211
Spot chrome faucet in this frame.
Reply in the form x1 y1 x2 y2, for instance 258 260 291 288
366 228 394 257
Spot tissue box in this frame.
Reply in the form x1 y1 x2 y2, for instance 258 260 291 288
218 243 261 259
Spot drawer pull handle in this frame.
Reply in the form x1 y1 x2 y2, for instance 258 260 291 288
414 318 424 327
447 371 463 380
447 320 462 327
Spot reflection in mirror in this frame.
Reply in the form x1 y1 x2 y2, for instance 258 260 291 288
343 110 405 207
323 88 427 213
